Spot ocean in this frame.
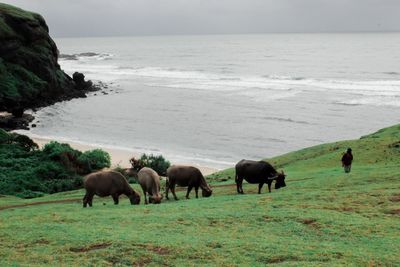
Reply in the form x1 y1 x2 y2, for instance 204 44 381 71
23 33 400 168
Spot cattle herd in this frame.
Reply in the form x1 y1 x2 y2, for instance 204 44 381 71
83 159 286 207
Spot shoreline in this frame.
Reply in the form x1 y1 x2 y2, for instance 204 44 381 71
31 136 220 176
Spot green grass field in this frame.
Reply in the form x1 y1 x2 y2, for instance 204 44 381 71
1 125 399 266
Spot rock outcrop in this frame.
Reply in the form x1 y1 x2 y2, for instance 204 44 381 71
0 3 95 117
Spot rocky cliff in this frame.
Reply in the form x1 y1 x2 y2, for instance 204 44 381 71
0 3 93 117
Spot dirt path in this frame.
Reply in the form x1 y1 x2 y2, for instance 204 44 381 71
0 177 311 211
0 198 82 211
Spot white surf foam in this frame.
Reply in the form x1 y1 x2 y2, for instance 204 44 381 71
336 96 400 107
58 59 400 105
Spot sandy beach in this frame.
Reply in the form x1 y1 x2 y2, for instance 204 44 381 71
32 136 219 175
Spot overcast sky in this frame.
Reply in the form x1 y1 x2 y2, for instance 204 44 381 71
3 0 400 37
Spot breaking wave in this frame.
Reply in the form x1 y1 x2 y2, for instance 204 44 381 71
58 58 400 106
335 95 400 107
59 52 113 61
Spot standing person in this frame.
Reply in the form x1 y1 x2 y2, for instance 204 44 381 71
341 148 353 173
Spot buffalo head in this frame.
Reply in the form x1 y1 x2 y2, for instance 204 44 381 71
129 191 141 205
201 185 213 197
149 194 163 204
275 171 286 189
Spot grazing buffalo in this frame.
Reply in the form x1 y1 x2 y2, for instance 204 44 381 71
166 166 212 200
137 167 163 204
83 171 140 207
235 159 286 194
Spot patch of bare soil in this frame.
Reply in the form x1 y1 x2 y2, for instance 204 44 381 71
133 256 153 267
263 255 301 264
260 215 281 222
384 209 400 215
300 218 322 230
15 239 50 249
133 244 171 256
34 239 50 245
318 252 343 260
324 206 354 212
70 242 111 253
301 218 317 225
389 195 400 202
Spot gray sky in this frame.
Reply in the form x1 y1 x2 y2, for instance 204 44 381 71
3 0 400 37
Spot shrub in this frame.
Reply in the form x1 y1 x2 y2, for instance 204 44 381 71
42 141 80 160
10 133 38 151
78 149 111 172
33 161 66 180
0 137 110 198
134 154 171 176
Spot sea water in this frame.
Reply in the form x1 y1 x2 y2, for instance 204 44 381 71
25 33 400 168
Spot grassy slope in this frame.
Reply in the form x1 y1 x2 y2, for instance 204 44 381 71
0 125 399 266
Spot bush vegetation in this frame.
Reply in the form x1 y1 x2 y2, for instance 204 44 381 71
132 153 171 176
0 129 110 198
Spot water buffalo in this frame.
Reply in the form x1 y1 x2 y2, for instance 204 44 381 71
83 170 140 207
166 165 212 200
137 167 163 204
235 159 286 194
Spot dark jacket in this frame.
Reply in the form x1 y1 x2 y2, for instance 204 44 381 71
341 152 353 166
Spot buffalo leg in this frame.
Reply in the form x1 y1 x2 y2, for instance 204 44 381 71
83 192 89 208
165 180 171 200
195 187 199 198
236 177 244 194
87 192 94 207
171 185 178 200
112 194 119 205
235 174 241 194
186 186 193 199
142 189 148 204
267 181 272 193
258 183 264 194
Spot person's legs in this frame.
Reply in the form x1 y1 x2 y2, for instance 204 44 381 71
344 165 351 173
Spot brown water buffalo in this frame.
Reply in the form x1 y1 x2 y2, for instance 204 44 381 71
137 167 163 204
235 159 286 194
83 170 140 207
166 165 212 200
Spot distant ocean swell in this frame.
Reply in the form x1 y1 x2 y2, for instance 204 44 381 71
59 53 400 107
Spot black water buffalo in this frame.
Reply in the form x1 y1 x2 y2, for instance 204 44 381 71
235 159 286 194
166 165 212 200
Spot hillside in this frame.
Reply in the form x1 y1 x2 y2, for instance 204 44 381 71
0 124 399 266
0 3 93 118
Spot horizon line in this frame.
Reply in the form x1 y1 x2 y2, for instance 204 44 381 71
51 30 400 39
